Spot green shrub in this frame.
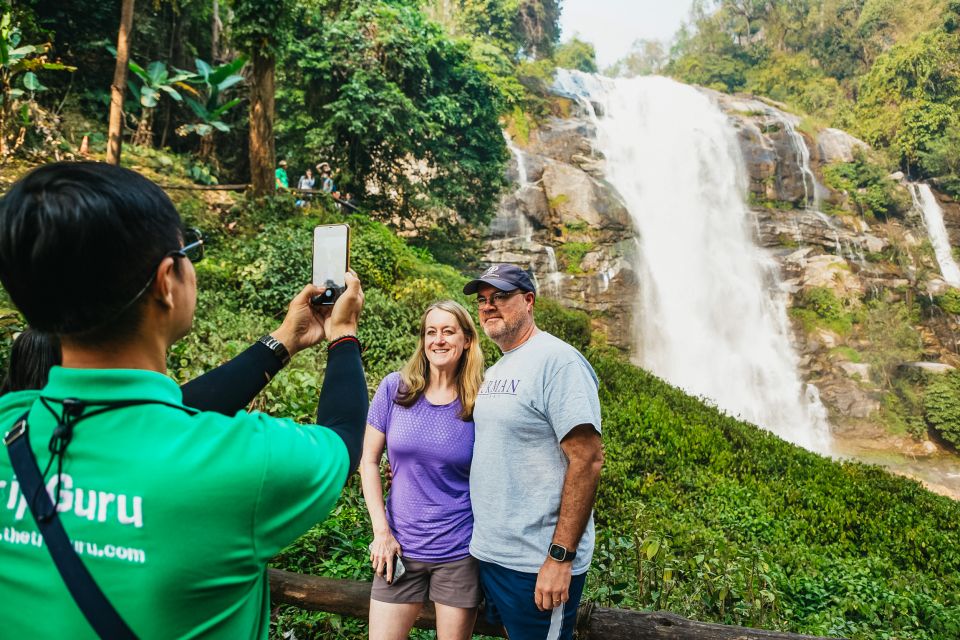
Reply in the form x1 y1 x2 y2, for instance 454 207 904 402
792 287 854 334
935 288 960 315
557 241 593 274
536 298 591 353
821 152 904 219
925 371 960 447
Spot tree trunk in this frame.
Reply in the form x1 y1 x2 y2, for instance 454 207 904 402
248 49 276 196
107 0 135 165
212 0 222 63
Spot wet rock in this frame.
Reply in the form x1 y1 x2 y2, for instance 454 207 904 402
901 362 956 374
818 128 869 163
839 362 871 380
526 118 596 166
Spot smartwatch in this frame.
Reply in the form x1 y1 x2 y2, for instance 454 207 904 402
258 334 291 366
548 543 577 563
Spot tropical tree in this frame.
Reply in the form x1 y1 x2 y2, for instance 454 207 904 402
177 56 246 164
106 0 134 165
230 0 298 195
0 14 73 158
125 58 194 147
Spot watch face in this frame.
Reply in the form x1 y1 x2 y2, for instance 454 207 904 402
549 544 566 561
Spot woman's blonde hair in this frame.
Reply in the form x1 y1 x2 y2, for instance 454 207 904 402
395 300 484 420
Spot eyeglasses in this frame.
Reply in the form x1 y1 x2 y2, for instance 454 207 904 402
108 227 205 321
476 290 523 308
176 228 205 263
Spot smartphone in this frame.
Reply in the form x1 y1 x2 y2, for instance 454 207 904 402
311 224 350 305
387 555 406 585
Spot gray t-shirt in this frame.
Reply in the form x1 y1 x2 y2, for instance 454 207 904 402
469 330 602 575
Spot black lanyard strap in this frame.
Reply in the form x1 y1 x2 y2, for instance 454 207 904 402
5 414 138 639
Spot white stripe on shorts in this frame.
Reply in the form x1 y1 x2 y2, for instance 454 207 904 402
546 603 563 640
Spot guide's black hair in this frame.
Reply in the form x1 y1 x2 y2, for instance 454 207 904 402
0 329 61 394
0 162 182 344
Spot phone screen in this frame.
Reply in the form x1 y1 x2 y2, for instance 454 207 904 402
312 224 349 291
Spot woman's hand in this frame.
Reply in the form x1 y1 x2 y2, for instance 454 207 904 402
369 531 403 584
271 283 332 357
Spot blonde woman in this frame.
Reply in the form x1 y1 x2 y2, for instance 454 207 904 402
361 300 485 640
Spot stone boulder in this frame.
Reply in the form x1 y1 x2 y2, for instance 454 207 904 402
526 118 596 167
817 128 869 163
540 163 631 232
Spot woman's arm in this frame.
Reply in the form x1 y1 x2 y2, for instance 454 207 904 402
360 425 402 583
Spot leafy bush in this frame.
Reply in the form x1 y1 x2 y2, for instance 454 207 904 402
925 371 960 447
792 286 855 335
935 288 960 315
821 152 905 219
536 298 591 353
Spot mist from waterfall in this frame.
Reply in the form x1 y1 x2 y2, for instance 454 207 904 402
554 70 832 453
910 183 960 287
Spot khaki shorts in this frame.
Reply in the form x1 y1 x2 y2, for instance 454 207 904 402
370 555 482 609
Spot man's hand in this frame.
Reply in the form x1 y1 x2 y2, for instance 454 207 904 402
535 557 572 611
325 270 363 339
271 283 332 356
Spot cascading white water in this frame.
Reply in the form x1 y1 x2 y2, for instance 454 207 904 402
503 131 530 188
910 183 960 287
782 118 820 211
554 70 832 453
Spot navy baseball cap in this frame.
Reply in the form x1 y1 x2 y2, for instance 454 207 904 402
463 264 537 295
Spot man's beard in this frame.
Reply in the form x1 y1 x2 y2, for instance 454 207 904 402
483 312 527 347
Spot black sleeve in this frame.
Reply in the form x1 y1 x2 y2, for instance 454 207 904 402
180 342 283 415
315 340 367 473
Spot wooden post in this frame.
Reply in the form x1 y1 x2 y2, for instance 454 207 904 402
268 569 842 640
106 0 135 165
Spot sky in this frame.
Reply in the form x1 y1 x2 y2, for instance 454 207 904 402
559 0 695 69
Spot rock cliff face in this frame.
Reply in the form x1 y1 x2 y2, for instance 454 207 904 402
481 84 960 436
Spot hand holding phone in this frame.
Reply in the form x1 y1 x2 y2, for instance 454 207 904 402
311 224 350 305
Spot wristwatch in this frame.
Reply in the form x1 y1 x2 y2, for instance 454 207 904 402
258 334 291 366
548 543 577 563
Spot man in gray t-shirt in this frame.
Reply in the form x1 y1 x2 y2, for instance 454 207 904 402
464 264 603 640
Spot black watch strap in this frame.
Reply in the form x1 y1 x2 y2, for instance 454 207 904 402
548 543 577 562
258 335 291 366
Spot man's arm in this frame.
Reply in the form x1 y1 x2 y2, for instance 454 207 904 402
534 423 604 611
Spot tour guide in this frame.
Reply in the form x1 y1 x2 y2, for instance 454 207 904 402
464 264 604 640
0 162 367 638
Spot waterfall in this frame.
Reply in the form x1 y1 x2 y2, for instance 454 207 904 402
490 131 566 296
781 118 820 211
503 131 529 188
554 70 832 453
910 183 960 287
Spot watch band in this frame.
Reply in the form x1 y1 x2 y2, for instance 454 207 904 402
258 334 291 366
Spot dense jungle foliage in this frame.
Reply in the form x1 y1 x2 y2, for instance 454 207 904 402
634 0 960 198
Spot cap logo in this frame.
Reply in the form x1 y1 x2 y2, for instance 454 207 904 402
483 266 500 277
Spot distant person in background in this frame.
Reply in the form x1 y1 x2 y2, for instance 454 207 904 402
360 300 485 640
275 159 289 190
0 329 61 394
464 264 603 640
318 162 335 193
340 192 355 213
296 168 316 207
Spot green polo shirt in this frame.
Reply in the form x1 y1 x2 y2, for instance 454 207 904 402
0 366 349 638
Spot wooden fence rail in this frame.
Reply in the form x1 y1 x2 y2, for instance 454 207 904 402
268 569 839 640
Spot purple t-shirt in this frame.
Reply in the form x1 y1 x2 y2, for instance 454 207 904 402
368 372 475 561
